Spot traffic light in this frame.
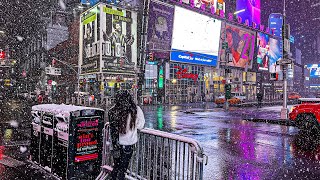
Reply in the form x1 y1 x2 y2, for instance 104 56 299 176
225 84 231 99
282 24 290 39
147 52 154 61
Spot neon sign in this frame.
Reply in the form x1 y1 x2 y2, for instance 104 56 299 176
174 66 198 82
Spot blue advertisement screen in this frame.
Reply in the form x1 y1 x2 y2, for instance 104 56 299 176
81 0 100 6
170 6 221 67
307 64 320 78
269 13 283 38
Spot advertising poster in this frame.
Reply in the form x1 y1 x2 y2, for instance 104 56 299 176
268 38 282 73
236 0 261 26
306 64 320 78
74 117 100 163
256 32 270 71
100 5 137 74
171 6 221 67
219 23 256 69
81 6 100 73
147 0 174 59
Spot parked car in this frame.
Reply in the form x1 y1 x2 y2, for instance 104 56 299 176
288 92 301 100
289 98 320 132
214 95 241 105
232 93 246 102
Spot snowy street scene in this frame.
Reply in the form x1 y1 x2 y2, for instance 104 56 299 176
0 0 320 179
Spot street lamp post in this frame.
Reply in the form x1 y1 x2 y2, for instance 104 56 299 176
280 0 288 119
51 57 81 100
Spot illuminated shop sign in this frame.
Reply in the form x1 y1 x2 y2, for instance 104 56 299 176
174 66 198 82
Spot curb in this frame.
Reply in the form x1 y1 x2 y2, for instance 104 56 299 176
244 118 296 126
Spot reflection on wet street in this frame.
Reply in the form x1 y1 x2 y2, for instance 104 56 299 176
142 104 320 179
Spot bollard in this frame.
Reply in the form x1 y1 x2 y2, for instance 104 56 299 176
66 98 69 104
95 99 98 107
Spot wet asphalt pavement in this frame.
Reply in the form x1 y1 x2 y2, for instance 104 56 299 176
141 104 320 179
1 99 320 179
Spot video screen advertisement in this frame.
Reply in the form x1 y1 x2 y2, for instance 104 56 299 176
268 37 282 73
236 0 261 26
170 6 221 67
307 64 320 78
219 23 256 69
256 32 270 71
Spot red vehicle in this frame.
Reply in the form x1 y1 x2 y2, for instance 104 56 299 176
288 92 301 100
289 98 320 132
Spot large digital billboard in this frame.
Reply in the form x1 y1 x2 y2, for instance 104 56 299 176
268 13 283 38
256 32 270 71
307 64 320 78
170 6 221 67
219 23 256 69
236 0 261 26
268 38 282 73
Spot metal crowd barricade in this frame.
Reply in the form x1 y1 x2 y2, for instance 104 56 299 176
97 123 208 180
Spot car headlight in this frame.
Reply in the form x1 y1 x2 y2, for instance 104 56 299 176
289 106 296 113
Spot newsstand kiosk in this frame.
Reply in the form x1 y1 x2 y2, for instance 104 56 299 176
30 104 104 180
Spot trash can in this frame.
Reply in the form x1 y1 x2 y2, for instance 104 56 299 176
31 104 104 180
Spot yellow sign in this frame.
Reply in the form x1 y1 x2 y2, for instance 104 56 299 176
103 6 124 16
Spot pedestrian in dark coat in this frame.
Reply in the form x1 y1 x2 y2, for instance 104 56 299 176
257 93 263 108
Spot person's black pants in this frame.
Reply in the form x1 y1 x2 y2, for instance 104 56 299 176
110 145 134 180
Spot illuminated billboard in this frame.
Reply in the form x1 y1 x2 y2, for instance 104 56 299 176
171 6 221 67
268 13 283 38
236 0 261 26
256 32 270 70
219 23 256 69
307 64 320 78
269 38 282 73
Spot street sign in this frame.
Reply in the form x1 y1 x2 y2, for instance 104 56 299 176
284 39 290 52
45 67 61 75
288 68 293 78
276 58 292 65
290 35 294 43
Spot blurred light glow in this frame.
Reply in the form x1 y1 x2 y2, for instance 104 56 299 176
234 9 245 15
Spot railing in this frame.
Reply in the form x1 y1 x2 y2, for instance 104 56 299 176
96 123 207 180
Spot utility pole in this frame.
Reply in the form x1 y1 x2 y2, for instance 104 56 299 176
280 0 288 119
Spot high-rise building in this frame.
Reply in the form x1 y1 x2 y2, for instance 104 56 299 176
261 0 320 65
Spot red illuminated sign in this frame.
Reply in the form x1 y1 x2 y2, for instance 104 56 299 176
174 66 198 82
